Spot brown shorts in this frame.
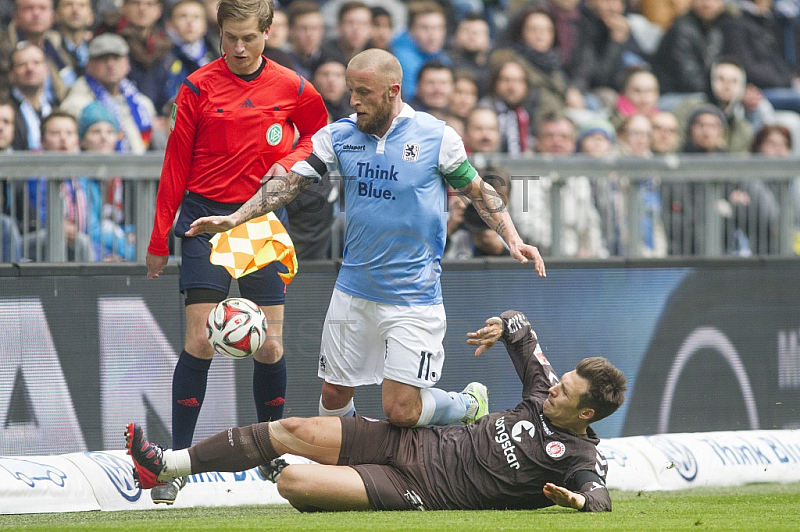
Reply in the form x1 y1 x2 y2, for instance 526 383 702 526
339 415 435 511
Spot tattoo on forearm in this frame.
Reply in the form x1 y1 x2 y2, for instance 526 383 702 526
236 172 311 223
474 193 509 236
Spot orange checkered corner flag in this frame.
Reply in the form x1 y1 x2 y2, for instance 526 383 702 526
209 212 297 283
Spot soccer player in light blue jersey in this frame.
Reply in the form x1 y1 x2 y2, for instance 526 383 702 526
187 48 546 430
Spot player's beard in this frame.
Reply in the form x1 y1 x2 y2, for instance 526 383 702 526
356 91 393 135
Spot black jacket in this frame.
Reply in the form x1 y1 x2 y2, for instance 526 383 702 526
653 11 729 94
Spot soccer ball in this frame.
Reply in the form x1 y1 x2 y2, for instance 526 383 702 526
206 298 267 359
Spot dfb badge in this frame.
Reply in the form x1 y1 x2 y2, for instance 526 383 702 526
403 142 420 161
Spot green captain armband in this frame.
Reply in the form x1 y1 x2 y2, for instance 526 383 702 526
444 159 477 189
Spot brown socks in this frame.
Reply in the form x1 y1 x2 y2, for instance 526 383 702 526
187 422 279 473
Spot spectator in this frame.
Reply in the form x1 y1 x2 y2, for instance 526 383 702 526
78 101 136 261
683 103 728 153
546 0 581 72
203 0 220 53
446 109 507 258
640 0 691 29
661 104 727 255
576 117 615 156
576 118 619 255
312 56 350 122
650 110 681 154
615 113 667 257
0 100 15 153
98 0 172 115
497 7 583 115
286 0 325 80
449 70 479 121
9 43 58 151
0 0 67 103
613 66 660 124
615 113 652 156
409 60 454 113
508 111 608 257
652 0 732 99
463 105 501 154
266 6 288 50
368 6 393 51
52 0 95 88
61 33 159 154
392 0 450 100
26 111 96 262
739 0 800 80
324 1 372 65
718 1 800 115
0 99 24 262
748 121 800 253
569 0 653 96
719 123 784 255
674 59 754 153
164 0 218 103
263 8 295 69
479 55 537 154
446 13 491 95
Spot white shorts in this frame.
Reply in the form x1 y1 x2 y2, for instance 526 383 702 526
318 288 446 388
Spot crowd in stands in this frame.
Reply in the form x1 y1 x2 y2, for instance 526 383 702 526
1 0 800 261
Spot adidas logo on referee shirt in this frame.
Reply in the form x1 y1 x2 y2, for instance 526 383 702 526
241 98 255 108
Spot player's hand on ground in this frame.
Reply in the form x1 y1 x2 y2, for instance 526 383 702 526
543 483 585 510
185 215 237 236
146 252 168 279
466 316 503 357
509 243 546 278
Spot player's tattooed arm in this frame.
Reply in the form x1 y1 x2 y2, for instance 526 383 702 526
185 172 312 236
234 171 312 224
462 176 546 277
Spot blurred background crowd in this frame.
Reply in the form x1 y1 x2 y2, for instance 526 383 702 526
1 0 800 262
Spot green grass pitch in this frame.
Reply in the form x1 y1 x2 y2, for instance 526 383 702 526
1 483 798 531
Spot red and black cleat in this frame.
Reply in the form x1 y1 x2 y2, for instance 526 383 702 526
125 422 166 489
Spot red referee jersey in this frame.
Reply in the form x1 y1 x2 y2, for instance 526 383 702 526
148 56 327 256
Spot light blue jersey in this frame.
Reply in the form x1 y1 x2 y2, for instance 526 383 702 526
292 105 476 305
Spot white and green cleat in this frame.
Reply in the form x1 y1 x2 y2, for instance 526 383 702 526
461 382 489 424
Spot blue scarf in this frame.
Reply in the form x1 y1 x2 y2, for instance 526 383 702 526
11 87 52 150
85 74 152 152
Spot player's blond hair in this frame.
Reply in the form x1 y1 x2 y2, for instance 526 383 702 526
217 0 274 32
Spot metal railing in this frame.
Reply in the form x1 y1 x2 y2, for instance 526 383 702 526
0 152 797 262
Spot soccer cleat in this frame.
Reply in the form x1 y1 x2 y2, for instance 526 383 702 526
125 422 166 489
151 476 187 505
461 382 489 424
257 458 288 483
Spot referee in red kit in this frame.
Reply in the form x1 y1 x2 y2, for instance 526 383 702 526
145 0 327 505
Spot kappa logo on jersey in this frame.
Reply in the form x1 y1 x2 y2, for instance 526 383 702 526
511 420 536 443
266 123 282 145
546 441 566 458
404 489 426 511
506 313 529 334
595 451 608 477
241 98 255 108
538 414 554 436
319 354 327 373
403 142 420 161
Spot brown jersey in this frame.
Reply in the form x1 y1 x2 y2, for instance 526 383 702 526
418 310 612 511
